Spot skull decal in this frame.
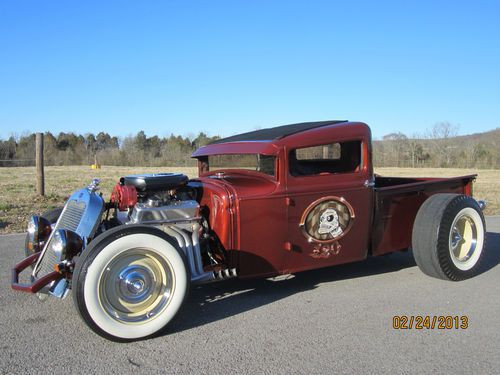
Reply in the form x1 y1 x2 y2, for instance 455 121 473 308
300 196 354 243
318 208 343 237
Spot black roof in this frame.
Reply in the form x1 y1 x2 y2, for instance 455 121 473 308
210 120 347 144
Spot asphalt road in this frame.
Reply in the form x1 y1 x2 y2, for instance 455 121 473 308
1 219 499 375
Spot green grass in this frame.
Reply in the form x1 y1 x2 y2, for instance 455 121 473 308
0 203 14 211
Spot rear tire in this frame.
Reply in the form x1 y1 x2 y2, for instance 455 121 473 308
412 194 486 281
72 225 189 341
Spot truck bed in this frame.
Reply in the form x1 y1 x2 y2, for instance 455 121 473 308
371 175 476 256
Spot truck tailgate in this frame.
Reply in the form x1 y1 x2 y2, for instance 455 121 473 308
372 175 476 256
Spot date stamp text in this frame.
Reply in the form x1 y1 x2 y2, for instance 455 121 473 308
392 315 468 330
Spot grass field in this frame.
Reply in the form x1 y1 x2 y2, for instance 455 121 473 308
0 166 498 234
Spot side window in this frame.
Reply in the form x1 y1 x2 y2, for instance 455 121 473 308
290 140 361 176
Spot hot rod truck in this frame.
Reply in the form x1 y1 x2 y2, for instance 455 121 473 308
12 121 487 341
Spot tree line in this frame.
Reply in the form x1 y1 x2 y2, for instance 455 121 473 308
0 122 499 169
0 131 219 167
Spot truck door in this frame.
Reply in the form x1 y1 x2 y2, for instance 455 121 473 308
284 139 373 273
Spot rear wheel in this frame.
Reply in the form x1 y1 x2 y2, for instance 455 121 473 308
412 194 486 281
72 226 189 341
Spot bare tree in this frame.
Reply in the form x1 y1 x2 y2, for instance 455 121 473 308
383 132 408 167
407 133 423 168
427 122 459 167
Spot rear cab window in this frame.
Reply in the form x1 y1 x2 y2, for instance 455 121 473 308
289 140 361 176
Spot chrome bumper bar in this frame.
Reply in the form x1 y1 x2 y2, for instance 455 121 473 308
11 252 61 293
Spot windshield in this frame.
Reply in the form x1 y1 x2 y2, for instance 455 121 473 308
207 154 276 176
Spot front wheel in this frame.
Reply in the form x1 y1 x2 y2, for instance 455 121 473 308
72 226 189 341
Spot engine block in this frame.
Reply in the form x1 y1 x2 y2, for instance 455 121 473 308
128 200 200 224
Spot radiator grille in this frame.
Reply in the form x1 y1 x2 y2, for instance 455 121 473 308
34 200 86 278
57 200 85 232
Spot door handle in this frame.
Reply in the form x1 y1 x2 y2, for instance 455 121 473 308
364 179 375 188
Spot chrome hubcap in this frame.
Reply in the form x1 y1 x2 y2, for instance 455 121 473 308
118 266 153 303
451 229 463 249
449 214 477 264
99 248 174 324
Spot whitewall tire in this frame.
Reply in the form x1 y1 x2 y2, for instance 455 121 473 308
73 226 189 341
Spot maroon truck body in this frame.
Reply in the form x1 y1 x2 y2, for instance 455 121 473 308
190 121 475 278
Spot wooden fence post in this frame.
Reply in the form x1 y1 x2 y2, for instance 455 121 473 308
36 133 45 196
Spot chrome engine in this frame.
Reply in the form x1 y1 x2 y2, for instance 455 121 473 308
128 200 200 224
114 172 200 225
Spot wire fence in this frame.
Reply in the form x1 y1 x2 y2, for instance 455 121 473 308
0 159 36 167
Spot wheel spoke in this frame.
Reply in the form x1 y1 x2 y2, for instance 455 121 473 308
451 227 462 249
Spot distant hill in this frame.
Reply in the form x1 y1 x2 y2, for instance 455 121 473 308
373 125 500 169
453 128 500 144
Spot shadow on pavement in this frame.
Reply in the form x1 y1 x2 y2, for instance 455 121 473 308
166 250 416 336
164 230 500 337
479 232 500 275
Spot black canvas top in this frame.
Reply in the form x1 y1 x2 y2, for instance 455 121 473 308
210 120 347 144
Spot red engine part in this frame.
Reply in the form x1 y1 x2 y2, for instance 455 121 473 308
110 183 138 211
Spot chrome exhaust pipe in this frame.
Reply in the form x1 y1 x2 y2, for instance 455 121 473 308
213 268 237 280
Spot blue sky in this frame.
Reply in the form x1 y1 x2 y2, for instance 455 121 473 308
0 1 499 140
